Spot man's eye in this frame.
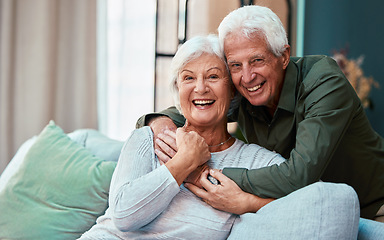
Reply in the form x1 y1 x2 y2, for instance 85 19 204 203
229 63 241 73
252 58 264 64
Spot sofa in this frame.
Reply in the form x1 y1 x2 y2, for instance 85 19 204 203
0 121 124 239
1 121 384 240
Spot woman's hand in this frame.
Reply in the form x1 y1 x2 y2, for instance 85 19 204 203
175 127 210 167
165 127 210 186
148 117 177 164
184 164 209 188
185 169 274 215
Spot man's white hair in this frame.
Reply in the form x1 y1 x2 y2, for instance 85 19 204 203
218 5 288 57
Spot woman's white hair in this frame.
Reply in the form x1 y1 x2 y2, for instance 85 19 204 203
218 5 288 57
169 35 226 113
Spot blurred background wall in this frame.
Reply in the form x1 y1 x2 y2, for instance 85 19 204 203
1 0 382 174
304 0 384 136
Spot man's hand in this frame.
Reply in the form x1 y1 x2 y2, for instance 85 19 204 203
185 169 274 215
148 117 177 164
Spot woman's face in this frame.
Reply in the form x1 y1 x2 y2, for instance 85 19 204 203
177 53 232 128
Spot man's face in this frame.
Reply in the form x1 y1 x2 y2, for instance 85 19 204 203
224 33 290 112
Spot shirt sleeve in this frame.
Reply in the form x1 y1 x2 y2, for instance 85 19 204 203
136 106 186 128
224 57 360 198
108 127 180 231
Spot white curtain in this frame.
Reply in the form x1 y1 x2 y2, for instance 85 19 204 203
0 0 98 173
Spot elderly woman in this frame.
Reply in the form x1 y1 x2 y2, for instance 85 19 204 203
79 35 358 239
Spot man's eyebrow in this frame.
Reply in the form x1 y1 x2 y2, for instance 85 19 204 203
252 54 265 58
226 59 238 64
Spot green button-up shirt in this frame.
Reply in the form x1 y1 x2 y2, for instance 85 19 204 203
137 55 384 219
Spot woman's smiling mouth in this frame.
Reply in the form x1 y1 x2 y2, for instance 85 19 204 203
193 99 215 107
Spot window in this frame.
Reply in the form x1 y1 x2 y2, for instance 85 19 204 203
98 0 156 140
97 0 293 140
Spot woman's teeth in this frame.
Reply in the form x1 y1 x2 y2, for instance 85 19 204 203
193 100 215 106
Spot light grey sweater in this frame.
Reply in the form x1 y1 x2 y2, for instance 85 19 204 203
79 127 285 240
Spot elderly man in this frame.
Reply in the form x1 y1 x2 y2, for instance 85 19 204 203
137 4 384 230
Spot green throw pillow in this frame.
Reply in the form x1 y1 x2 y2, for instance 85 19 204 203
0 121 117 239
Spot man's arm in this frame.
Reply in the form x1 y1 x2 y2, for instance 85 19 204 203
136 106 186 129
185 169 274 214
223 60 360 198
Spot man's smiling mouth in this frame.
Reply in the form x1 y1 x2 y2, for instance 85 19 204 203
193 100 215 106
246 81 266 92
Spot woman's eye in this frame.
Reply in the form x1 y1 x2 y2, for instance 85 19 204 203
184 76 194 81
208 74 219 79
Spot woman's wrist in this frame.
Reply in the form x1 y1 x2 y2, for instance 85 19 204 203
165 154 199 186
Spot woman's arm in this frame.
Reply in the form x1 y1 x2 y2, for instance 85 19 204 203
109 128 180 231
109 127 210 231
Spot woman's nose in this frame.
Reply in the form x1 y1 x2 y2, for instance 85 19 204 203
194 78 208 93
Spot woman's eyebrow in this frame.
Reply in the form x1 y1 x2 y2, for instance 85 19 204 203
180 69 193 74
207 67 223 72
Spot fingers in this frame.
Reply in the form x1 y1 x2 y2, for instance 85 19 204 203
159 129 177 149
184 183 209 199
200 169 219 192
165 129 176 139
149 117 178 163
155 148 171 164
207 169 227 184
154 129 177 163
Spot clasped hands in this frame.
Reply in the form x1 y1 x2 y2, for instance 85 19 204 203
150 117 266 215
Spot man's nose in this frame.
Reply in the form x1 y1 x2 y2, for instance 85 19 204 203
241 65 256 83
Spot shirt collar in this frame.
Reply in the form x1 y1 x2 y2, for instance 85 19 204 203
276 60 298 113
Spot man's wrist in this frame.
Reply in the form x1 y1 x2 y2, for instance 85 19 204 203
148 116 172 126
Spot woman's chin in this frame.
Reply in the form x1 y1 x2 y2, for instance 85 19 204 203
188 118 224 129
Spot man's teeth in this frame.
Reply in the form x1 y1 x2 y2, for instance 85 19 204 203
247 83 262 92
193 100 214 105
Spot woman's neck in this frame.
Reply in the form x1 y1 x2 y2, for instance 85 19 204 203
184 123 234 152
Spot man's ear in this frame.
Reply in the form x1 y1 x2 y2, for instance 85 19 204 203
282 45 291 69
